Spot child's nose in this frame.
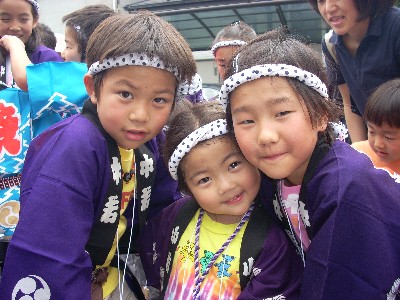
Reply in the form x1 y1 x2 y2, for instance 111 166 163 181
374 136 386 149
218 176 235 195
129 104 149 123
257 122 278 146
9 21 21 31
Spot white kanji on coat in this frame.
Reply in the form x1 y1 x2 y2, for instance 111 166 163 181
299 201 310 227
100 195 119 223
171 226 179 244
140 154 154 178
152 242 158 264
243 257 254 276
111 157 122 185
387 278 400 300
166 252 172 273
141 186 151 211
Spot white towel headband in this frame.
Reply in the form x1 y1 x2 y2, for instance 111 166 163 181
178 73 202 96
87 52 194 99
88 52 179 78
219 63 329 110
211 40 247 57
168 119 228 180
26 0 39 13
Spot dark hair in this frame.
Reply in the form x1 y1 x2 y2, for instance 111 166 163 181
86 11 197 98
365 79 400 128
62 5 116 62
307 0 395 21
212 21 257 46
225 27 341 143
24 1 40 54
163 101 229 195
36 23 57 50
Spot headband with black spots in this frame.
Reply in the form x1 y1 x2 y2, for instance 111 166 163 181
26 0 39 14
88 52 180 79
211 40 246 57
219 63 329 110
179 73 202 96
168 119 228 180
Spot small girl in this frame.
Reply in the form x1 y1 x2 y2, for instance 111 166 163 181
61 4 116 62
221 29 400 299
352 78 400 175
0 0 62 89
139 101 303 299
211 21 257 80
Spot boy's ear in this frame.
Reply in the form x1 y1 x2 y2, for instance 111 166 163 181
84 74 98 104
317 115 329 132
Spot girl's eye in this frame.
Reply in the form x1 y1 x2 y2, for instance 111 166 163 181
239 119 254 125
276 111 290 117
368 130 374 135
154 98 167 104
198 177 211 185
385 136 395 141
229 161 241 170
119 91 133 99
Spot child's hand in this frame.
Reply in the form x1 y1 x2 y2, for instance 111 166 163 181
0 35 25 53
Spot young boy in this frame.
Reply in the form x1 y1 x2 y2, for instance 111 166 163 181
353 78 400 175
0 11 196 300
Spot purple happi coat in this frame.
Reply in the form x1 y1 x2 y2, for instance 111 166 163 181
269 140 400 300
139 195 304 299
0 100 180 299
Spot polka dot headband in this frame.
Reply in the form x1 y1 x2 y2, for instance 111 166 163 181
178 73 202 96
168 119 228 180
26 0 39 14
219 63 329 110
211 40 247 57
88 52 180 78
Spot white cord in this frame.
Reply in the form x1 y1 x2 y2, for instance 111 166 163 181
117 158 137 300
297 210 306 267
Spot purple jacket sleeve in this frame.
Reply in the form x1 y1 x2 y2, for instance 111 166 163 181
0 116 109 299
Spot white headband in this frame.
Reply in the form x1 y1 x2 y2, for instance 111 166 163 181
88 52 179 78
219 63 329 110
168 119 228 180
211 40 247 57
178 73 202 96
26 0 39 13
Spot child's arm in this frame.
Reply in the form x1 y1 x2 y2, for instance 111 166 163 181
0 122 103 299
338 83 367 142
0 35 31 91
238 222 304 300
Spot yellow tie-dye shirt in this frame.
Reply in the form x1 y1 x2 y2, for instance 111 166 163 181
165 210 248 300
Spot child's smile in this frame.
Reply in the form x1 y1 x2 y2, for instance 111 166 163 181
231 76 327 186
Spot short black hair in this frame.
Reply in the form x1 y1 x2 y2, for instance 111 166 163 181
365 79 400 128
